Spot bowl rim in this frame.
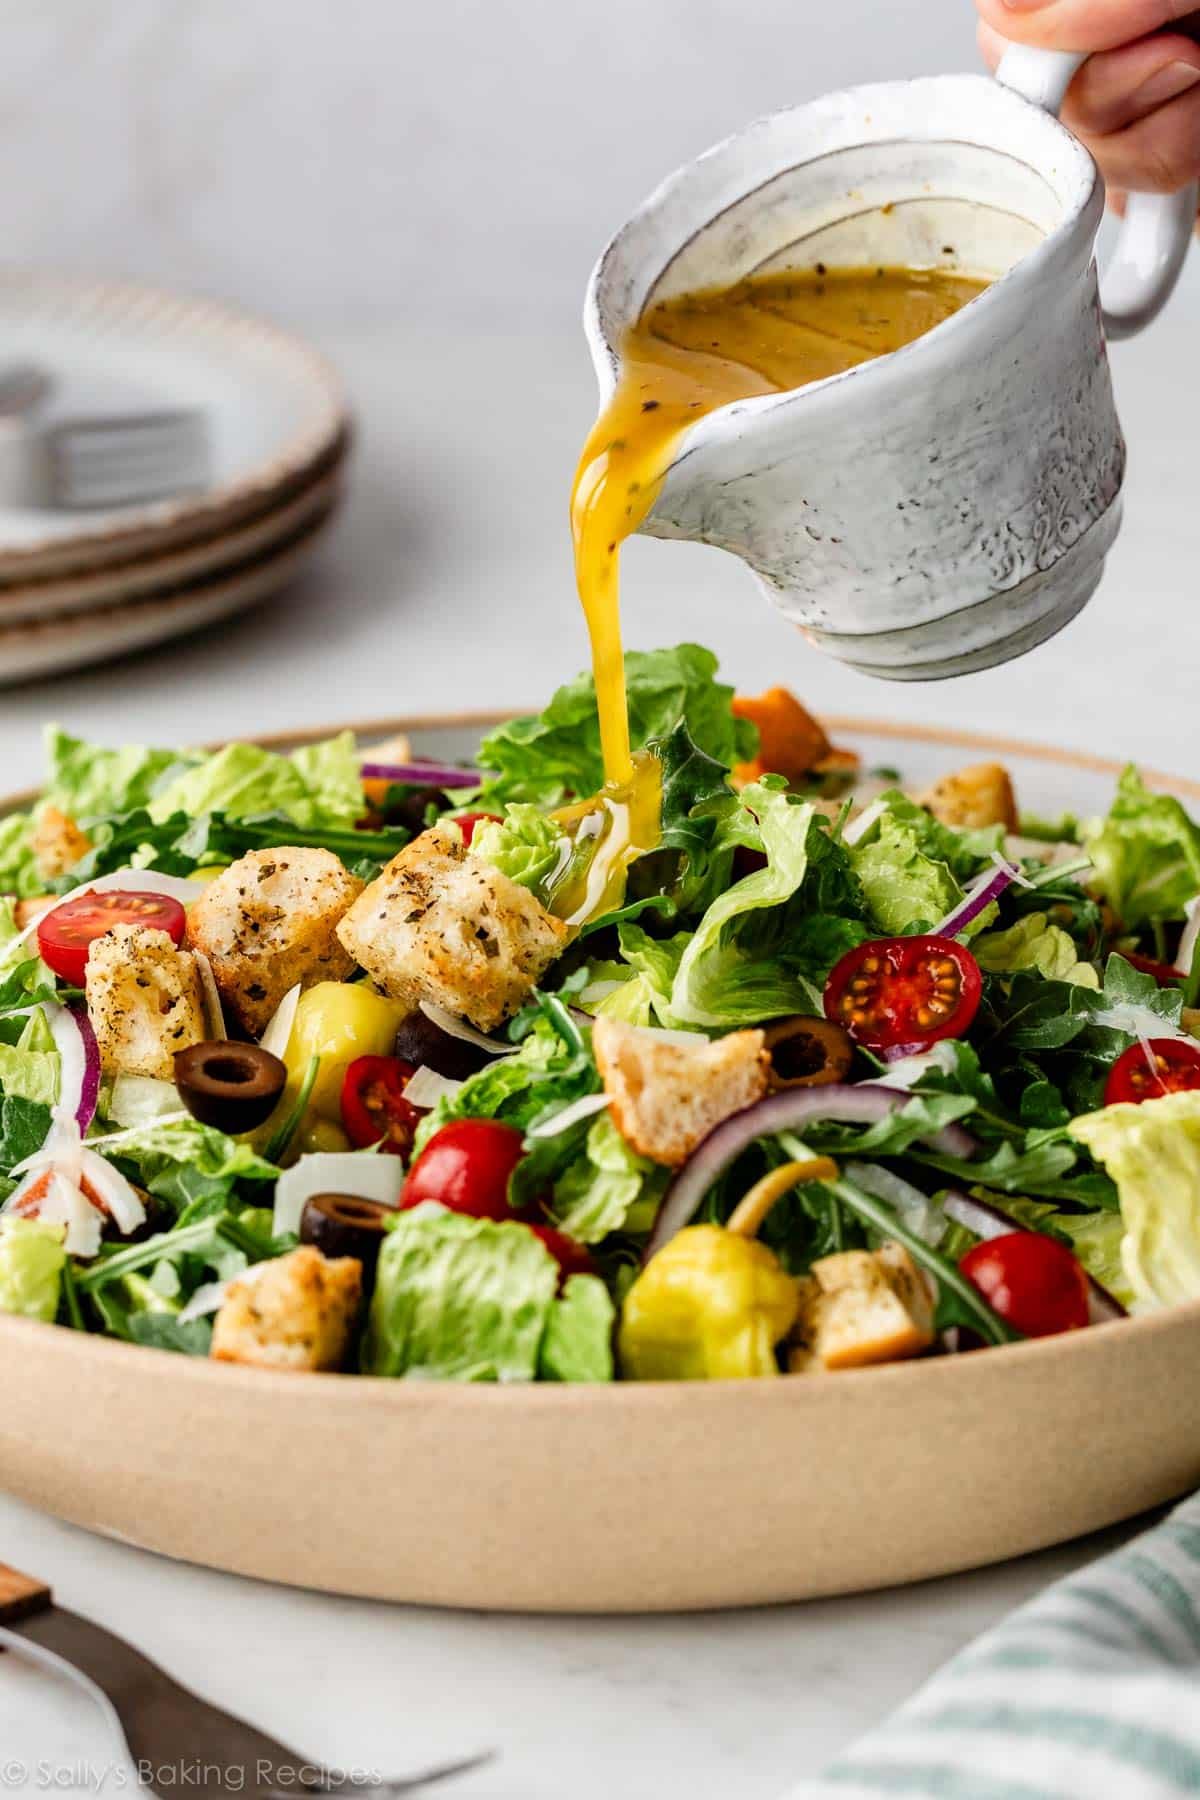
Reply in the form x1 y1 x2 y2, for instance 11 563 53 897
4 706 1195 1400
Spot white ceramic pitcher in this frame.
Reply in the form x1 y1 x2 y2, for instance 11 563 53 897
584 49 1196 680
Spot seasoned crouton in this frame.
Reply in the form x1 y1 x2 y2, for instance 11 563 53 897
789 1242 934 1373
32 807 91 881
594 1015 769 1167
210 1247 362 1372
918 762 1017 832
85 923 206 1080
187 847 363 1036
336 823 569 1032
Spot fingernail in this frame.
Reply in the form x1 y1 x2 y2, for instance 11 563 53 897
1135 60 1200 110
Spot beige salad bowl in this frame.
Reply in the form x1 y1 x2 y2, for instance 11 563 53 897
1 714 1199 1612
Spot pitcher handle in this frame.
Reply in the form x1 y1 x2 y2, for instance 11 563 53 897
997 43 1196 339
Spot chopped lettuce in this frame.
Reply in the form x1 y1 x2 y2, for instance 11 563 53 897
538 1274 616 1382
549 1111 664 1244
471 805 567 893
1084 766 1200 929
0 1036 58 1107
147 732 363 830
0 813 41 900
362 1203 563 1381
851 812 962 936
974 911 1100 988
103 1117 278 1216
0 1216 66 1322
476 644 756 807
666 784 867 1027
1070 1090 1200 1308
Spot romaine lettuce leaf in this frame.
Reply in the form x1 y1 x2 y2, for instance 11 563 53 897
1084 766 1200 929
0 814 41 900
413 1010 597 1155
974 911 1100 988
362 1203 561 1380
667 785 861 1027
1069 1090 1200 1308
148 732 363 829
549 1111 665 1244
0 1217 66 1322
44 726 186 820
106 1117 278 1216
850 812 961 936
476 645 756 807
538 1274 616 1382
471 806 567 893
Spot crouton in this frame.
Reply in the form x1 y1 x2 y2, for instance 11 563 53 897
593 1015 769 1167
918 763 1017 832
32 807 91 881
732 687 833 786
13 897 53 930
210 1247 362 1372
85 924 207 1080
789 1242 935 1373
186 847 363 1036
336 823 569 1032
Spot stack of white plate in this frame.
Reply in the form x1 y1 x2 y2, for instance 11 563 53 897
0 273 350 685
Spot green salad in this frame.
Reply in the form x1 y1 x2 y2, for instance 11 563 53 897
2 643 1199 1381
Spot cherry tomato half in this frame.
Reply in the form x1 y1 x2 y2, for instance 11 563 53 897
340 1056 422 1155
1104 1037 1200 1106
823 934 982 1053
401 1118 525 1220
960 1233 1089 1337
454 812 502 848
37 890 187 988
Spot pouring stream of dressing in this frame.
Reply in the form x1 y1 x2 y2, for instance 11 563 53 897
558 266 988 923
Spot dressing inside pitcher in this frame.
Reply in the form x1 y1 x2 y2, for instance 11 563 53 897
571 264 989 788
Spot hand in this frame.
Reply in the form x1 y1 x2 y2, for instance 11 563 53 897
977 0 1200 207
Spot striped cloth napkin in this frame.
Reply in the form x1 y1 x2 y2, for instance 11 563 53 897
788 1492 1200 1800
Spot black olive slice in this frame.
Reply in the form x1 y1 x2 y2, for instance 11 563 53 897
173 1041 287 1134
393 1009 490 1081
762 1015 854 1089
300 1192 393 1287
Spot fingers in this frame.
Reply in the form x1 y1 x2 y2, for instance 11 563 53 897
1064 30 1200 132
978 18 1200 194
1076 81 1200 188
975 0 1198 54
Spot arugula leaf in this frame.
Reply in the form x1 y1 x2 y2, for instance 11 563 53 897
476 644 756 807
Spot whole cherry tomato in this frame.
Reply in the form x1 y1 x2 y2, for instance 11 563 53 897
37 890 187 987
960 1233 1089 1338
455 812 502 848
1105 1037 1200 1106
823 934 982 1053
401 1118 525 1219
340 1055 421 1155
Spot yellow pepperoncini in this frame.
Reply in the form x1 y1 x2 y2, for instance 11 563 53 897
618 1158 838 1381
283 981 409 1121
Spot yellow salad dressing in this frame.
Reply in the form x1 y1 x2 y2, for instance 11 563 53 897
570 265 989 802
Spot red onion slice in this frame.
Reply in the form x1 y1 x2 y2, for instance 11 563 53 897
648 1083 978 1258
42 1001 101 1135
934 859 1020 939
942 1189 1126 1324
360 761 481 789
